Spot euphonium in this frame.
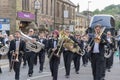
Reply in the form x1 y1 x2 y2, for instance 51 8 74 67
19 30 45 53
0 44 9 55
104 45 113 58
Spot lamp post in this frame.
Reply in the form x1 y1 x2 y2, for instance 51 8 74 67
34 0 40 27
88 1 91 26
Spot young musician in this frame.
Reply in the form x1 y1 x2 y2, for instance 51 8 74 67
88 24 107 80
105 31 115 72
0 32 5 74
38 31 47 73
7 34 14 71
48 30 62 80
9 31 26 80
72 33 83 74
26 28 38 77
63 28 75 78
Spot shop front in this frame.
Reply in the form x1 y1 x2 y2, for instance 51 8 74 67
16 11 36 32
0 18 10 35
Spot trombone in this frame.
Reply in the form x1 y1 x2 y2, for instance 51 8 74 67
86 27 106 52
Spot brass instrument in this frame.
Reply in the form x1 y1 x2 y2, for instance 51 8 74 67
19 30 45 53
48 30 65 61
12 50 19 62
0 44 9 55
94 27 106 43
86 27 106 52
104 45 113 58
62 31 84 56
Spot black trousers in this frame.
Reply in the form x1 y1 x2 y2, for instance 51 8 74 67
82 52 88 65
106 52 114 69
26 52 35 75
34 53 38 65
73 53 81 72
38 50 45 71
22 53 27 66
63 50 73 76
0 54 2 73
91 53 105 80
50 57 60 80
13 57 22 80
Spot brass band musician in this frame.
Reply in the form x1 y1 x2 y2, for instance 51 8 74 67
105 31 115 72
8 31 26 80
48 30 63 80
87 24 107 80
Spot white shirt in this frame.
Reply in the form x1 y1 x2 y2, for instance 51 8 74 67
53 40 57 48
93 42 100 53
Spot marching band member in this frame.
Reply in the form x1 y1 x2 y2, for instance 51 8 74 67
8 31 26 80
63 28 75 78
0 32 5 74
72 33 83 74
48 30 62 80
87 24 107 80
7 34 14 71
82 35 89 67
38 31 47 73
26 28 38 77
105 31 115 72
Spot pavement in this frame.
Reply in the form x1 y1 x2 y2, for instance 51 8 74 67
0 55 120 80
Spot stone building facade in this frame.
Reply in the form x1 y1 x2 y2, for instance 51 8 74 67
0 0 16 34
0 0 77 33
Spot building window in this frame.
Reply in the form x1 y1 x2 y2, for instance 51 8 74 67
57 2 60 17
22 0 29 11
41 0 44 14
46 0 48 15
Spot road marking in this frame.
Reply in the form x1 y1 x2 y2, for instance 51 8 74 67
27 65 66 80
28 73 51 80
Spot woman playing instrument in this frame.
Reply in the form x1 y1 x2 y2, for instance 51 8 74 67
48 30 63 80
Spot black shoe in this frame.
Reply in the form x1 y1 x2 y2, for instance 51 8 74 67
28 74 32 77
0 69 2 74
101 77 105 80
65 75 70 78
76 71 79 74
15 79 19 80
107 69 111 72
39 70 43 73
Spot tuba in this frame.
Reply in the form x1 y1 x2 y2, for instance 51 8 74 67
104 45 113 58
19 30 45 53
0 44 9 55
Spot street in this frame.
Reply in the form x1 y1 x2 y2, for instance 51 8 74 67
0 55 120 80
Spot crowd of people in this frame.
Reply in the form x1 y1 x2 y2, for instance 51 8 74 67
0 24 119 80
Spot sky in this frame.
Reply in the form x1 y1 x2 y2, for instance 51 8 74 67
70 0 120 12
